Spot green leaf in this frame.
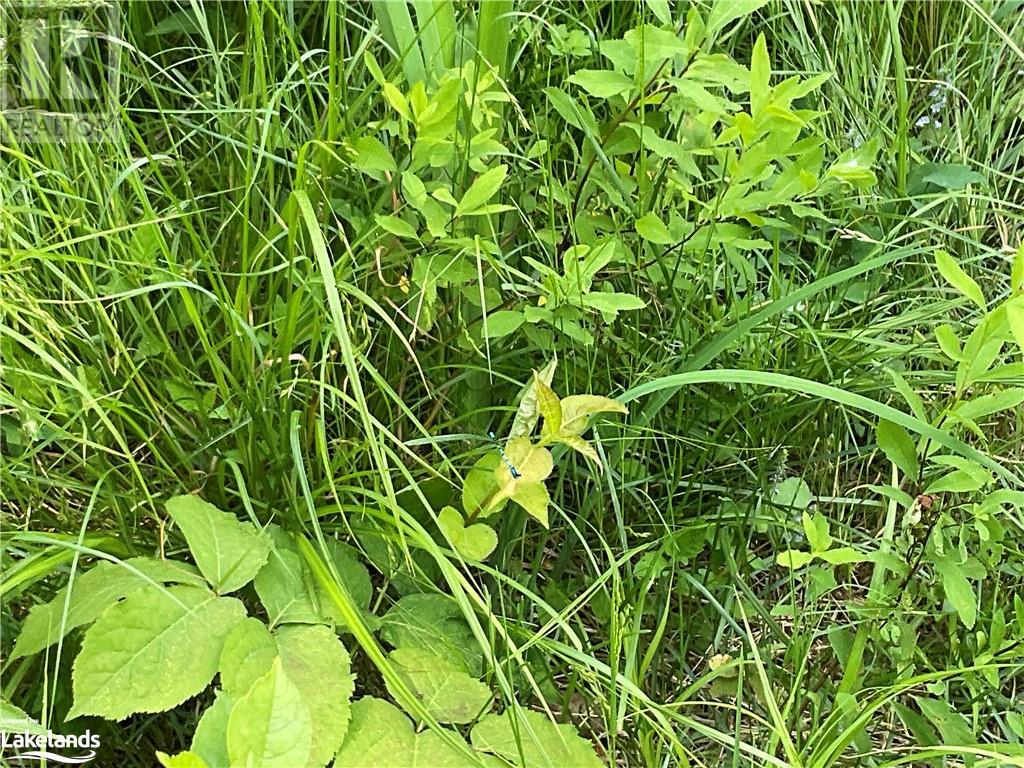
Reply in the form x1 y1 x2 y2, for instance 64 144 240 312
706 0 769 36
534 374 562 437
255 545 321 627
375 214 419 239
386 648 491 724
166 495 270 594
802 512 832 553
954 388 1024 422
817 547 868 565
380 594 483 675
12 557 205 659
351 136 397 174
934 557 977 629
489 438 554 525
191 691 233 768
483 310 525 339
275 624 356 766
749 33 770 117
876 420 919 479
462 451 507 519
914 696 976 747
335 697 473 767
437 506 498 561
157 752 210 768
568 69 634 99
771 477 812 511
935 250 986 310
775 550 815 569
559 395 628 436
219 617 278 696
0 696 46 735
70 585 246 720
935 323 963 361
471 709 605 768
226 658 313 768
582 291 647 320
635 212 673 244
508 481 551 528
509 356 558 440
1007 298 1024 354
457 165 507 216
313 539 376 633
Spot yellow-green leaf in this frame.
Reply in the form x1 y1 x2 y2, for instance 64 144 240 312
935 250 986 309
559 395 628 436
534 372 562 438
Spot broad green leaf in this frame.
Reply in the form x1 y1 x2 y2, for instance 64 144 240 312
13 557 205 659
226 658 312 768
876 420 919 479
335 697 473 767
817 547 868 565
1007 298 1024 353
934 557 977 628
560 434 602 468
166 495 270 594
559 395 628 437
70 585 246 720
490 439 554 525
582 291 647 320
157 752 210 768
275 624 356 766
380 594 483 675
924 470 987 495
483 310 525 339
706 0 769 36
313 539 377 633
568 69 634 99
914 696 976 747
0 697 46 735
463 451 507 519
386 647 491 724
535 374 562 437
509 356 558 440
935 324 962 361
935 250 986 310
954 388 1024 422
375 214 419 239
635 212 673 244
219 617 278 696
775 550 815 569
471 709 604 768
508 481 551 528
457 165 507 216
771 477 812 511
351 136 397 173
255 546 321 627
802 512 832 553
437 506 498 561
191 691 234 768
625 24 688 62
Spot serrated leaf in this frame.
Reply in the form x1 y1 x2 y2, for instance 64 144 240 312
0 697 46 735
13 557 205 659
386 648 491 724
568 68 634 98
219 617 278 696
471 709 605 768
70 585 245 720
380 594 483 676
255 546 321 627
437 506 498 561
457 165 507 215
934 557 977 628
275 624 356 766
226 658 312 768
509 357 558 440
312 539 377 633
166 495 270 594
559 395 628 436
935 250 986 310
191 691 233 768
335 697 473 767
876 420 919 479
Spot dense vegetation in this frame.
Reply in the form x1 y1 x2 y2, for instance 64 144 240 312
2 1 1024 766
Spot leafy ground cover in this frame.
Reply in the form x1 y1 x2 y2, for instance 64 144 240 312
2 1 1024 766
